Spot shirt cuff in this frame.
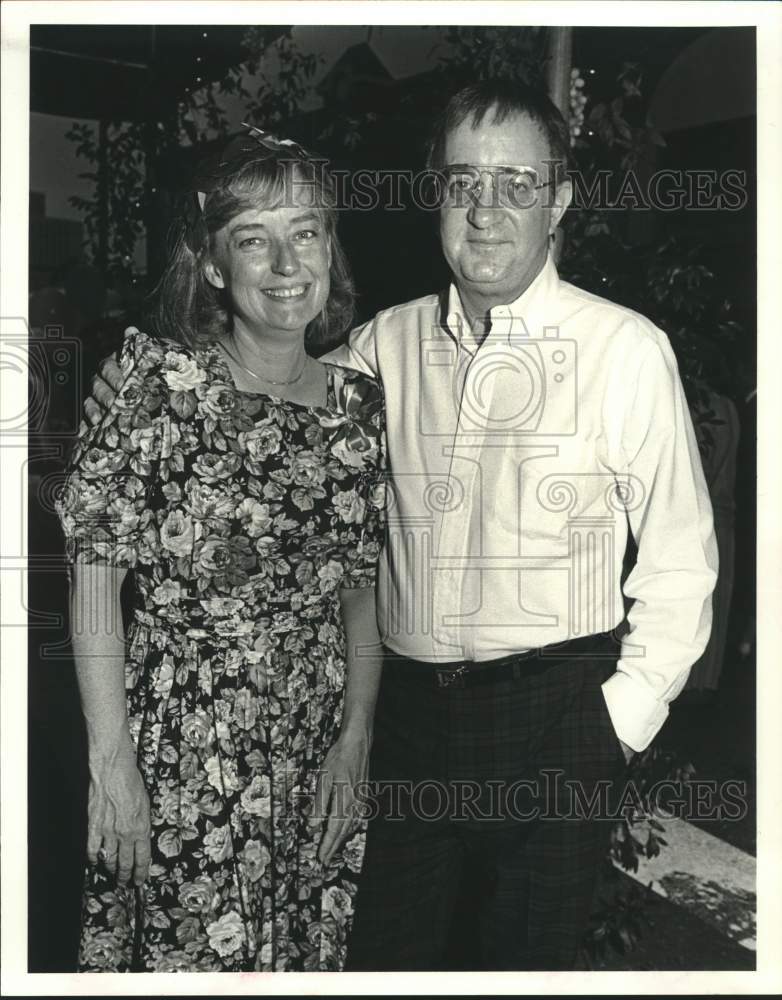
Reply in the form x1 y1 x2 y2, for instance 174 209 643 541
601 668 669 753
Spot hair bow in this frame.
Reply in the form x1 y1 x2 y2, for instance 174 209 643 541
241 123 311 159
180 124 314 250
190 123 313 208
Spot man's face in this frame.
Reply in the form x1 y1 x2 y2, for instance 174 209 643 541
439 110 571 317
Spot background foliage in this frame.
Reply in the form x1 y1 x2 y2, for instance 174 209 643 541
65 28 320 278
65 26 751 431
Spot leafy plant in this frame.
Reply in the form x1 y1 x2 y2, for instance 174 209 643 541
560 62 749 451
310 27 549 158
581 745 696 966
438 26 548 89
611 744 696 870
65 121 148 276
562 224 746 447
241 28 321 127
65 28 320 281
585 63 667 170
582 872 657 966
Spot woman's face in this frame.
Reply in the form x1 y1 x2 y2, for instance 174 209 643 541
204 196 331 341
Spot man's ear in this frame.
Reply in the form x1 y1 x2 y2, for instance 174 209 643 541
203 257 225 291
549 177 573 234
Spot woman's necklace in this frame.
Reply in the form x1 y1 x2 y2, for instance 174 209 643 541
218 336 307 387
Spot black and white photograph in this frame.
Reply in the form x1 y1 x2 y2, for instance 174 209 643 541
1 1 780 992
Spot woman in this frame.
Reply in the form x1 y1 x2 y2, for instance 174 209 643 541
56 127 386 972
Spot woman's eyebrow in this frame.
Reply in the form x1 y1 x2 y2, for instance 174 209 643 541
229 212 319 236
288 212 319 226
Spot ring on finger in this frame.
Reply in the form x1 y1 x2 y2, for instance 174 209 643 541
97 846 117 865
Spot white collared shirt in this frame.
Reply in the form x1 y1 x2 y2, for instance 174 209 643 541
324 256 718 751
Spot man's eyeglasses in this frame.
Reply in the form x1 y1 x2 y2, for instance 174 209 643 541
439 164 554 209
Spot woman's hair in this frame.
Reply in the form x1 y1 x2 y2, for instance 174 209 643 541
150 146 355 352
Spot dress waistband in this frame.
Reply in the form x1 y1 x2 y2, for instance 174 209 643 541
132 592 338 639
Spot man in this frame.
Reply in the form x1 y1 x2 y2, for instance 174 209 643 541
85 80 717 970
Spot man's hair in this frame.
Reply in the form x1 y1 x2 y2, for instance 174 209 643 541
425 79 571 184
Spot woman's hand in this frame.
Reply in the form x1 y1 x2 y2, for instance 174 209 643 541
87 747 152 887
313 729 371 866
318 585 384 866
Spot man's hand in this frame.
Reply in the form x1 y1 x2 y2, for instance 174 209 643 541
619 739 635 765
84 356 124 426
312 730 371 866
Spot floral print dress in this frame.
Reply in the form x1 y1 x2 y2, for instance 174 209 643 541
57 328 386 972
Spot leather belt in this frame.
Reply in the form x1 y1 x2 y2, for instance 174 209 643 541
383 632 620 690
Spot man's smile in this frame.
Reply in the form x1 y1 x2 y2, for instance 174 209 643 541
467 237 511 248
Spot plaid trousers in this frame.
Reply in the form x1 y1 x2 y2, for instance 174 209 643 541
345 634 628 971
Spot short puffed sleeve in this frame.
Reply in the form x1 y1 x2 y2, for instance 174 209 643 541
56 327 168 568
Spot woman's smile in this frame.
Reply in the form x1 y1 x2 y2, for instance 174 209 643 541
205 204 331 338
261 283 310 300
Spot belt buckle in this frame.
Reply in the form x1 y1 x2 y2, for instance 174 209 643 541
435 664 468 689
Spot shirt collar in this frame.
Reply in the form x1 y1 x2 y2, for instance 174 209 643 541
443 252 560 350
